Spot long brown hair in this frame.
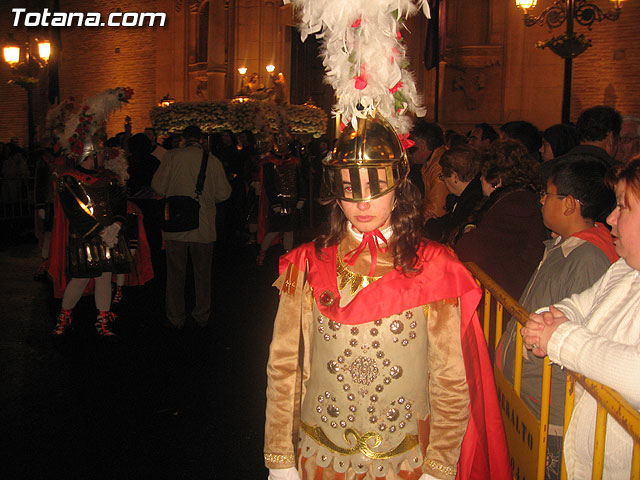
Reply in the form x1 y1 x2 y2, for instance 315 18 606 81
314 178 425 275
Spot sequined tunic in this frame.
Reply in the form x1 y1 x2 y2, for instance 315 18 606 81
299 299 429 477
264 234 471 479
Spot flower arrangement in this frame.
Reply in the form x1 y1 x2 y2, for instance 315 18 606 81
536 33 592 59
149 99 328 138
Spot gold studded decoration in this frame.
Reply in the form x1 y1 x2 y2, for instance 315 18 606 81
336 245 381 295
319 290 335 306
424 458 457 477
264 453 295 465
347 356 379 385
281 264 299 295
327 360 340 374
390 365 403 379
389 320 404 334
328 319 342 331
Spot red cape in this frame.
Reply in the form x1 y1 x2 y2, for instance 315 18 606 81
121 201 154 287
280 241 512 480
48 180 72 298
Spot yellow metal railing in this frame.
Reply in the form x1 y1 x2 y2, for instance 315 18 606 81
465 262 640 480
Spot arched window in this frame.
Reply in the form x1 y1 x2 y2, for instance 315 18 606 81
196 1 209 63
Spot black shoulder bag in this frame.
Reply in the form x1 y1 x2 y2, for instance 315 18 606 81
160 149 208 232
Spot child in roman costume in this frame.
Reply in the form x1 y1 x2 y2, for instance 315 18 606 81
265 3 510 478
47 87 134 337
256 132 305 265
264 115 511 480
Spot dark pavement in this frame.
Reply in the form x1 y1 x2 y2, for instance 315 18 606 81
0 232 290 479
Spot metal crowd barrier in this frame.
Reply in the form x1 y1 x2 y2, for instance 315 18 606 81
465 262 640 480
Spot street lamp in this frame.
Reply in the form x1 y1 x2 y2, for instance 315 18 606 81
2 36 51 154
516 0 538 9
3 45 20 66
238 66 247 92
38 41 51 63
517 0 622 123
265 64 276 90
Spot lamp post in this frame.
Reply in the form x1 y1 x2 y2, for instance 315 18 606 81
3 37 51 155
516 0 622 123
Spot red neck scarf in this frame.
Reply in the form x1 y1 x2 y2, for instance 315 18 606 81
572 222 619 264
342 229 389 277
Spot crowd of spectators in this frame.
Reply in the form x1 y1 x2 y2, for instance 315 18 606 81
5 102 640 479
408 105 639 479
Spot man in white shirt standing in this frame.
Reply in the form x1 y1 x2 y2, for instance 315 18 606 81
152 125 232 329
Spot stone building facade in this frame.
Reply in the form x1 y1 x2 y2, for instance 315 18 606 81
1 0 639 145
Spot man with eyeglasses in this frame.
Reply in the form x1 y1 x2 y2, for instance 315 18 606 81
497 157 618 480
615 115 640 164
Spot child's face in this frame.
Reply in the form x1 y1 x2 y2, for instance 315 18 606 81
338 168 395 233
540 179 566 236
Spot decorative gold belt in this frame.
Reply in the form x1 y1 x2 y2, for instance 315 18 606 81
300 421 419 460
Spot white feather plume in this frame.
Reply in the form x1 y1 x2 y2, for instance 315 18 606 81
292 0 430 135
104 147 129 183
86 88 132 127
50 87 132 155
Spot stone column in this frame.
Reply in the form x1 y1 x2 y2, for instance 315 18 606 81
207 0 227 100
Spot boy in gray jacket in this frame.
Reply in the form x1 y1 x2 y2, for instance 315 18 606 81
497 157 617 480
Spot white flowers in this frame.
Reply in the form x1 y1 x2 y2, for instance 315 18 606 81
150 99 328 138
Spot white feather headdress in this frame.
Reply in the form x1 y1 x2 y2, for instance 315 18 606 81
47 87 133 158
290 0 430 137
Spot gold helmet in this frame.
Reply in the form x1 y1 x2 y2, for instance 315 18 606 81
323 115 408 202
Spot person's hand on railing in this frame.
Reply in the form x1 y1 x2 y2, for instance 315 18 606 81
521 305 568 357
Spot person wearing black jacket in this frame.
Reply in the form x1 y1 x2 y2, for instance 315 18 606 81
540 105 622 181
